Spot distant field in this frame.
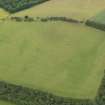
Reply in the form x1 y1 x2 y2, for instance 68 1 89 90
12 0 105 20
0 22 105 100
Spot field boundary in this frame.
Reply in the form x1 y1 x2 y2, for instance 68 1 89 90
0 81 94 105
0 71 105 105
85 20 105 31
1 16 84 24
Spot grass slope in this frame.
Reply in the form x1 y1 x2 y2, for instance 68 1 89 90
12 0 105 21
0 22 105 101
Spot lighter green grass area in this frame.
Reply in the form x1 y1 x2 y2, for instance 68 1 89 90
0 22 105 99
12 0 105 21
0 8 9 19
0 101 14 105
90 10 105 24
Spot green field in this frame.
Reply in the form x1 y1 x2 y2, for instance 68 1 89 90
12 0 105 21
0 0 105 105
0 21 105 100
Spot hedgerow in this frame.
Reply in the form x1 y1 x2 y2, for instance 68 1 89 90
0 0 50 13
85 20 105 31
9 16 83 23
0 81 94 105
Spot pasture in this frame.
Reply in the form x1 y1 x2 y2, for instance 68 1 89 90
0 22 104 100
0 0 105 105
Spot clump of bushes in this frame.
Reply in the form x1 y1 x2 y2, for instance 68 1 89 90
0 0 50 13
85 20 105 31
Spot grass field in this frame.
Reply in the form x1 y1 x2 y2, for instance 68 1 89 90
0 22 105 101
0 0 105 105
12 0 105 21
